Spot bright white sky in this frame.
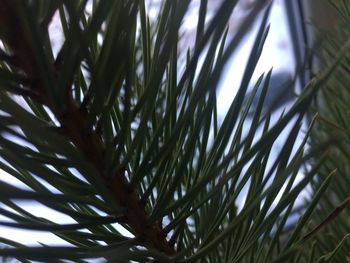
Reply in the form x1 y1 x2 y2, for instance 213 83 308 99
217 0 295 116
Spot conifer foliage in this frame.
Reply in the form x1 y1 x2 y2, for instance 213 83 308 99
0 1 347 262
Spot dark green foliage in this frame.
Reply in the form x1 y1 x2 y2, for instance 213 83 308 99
305 1 350 261
0 0 347 262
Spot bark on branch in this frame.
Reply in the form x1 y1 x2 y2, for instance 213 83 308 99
0 0 174 257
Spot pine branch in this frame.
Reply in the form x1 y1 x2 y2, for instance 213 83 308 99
0 0 174 256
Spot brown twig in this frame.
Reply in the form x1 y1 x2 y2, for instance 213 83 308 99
0 0 174 257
